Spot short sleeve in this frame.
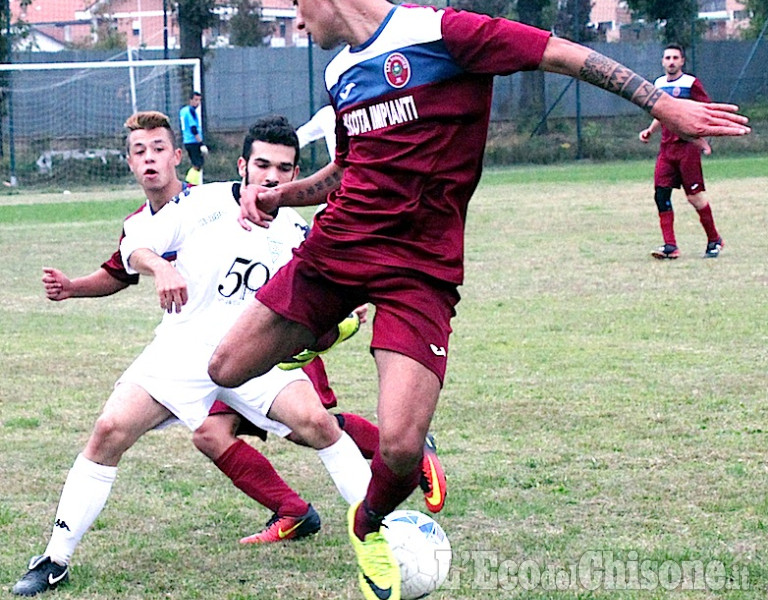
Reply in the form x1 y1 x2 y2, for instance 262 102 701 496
691 78 711 103
441 9 551 76
101 248 139 285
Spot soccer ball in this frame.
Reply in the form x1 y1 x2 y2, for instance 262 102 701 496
382 510 452 599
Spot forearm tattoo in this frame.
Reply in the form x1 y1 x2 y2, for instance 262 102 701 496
295 169 343 204
579 52 663 113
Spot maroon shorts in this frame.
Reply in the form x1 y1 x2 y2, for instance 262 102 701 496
655 142 706 195
206 358 337 439
208 400 268 440
257 250 460 385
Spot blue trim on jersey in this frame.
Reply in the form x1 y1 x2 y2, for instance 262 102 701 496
164 185 193 211
657 85 693 99
330 40 464 112
654 74 696 99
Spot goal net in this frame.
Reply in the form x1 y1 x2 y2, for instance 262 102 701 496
0 57 200 188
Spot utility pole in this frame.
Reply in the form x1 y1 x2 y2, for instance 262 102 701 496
574 0 582 160
3 0 17 185
163 0 170 116
307 33 316 170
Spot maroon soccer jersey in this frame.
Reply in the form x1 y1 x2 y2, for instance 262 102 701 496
305 6 550 285
654 74 711 145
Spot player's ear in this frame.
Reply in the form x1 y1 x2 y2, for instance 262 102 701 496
174 148 183 165
237 156 247 180
292 165 299 181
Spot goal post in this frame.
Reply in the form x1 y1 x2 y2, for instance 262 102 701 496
0 57 201 188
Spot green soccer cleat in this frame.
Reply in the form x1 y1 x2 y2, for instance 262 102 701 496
347 501 401 600
278 312 361 370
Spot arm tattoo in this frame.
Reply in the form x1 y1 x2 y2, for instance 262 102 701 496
580 52 663 113
294 170 342 205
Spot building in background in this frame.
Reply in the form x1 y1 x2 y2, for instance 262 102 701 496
9 0 753 51
698 0 751 40
590 0 633 42
8 0 304 51
589 0 750 42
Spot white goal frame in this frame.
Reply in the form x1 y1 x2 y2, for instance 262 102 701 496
0 57 201 186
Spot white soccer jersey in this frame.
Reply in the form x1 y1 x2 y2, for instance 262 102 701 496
120 181 308 346
118 181 310 431
297 105 337 159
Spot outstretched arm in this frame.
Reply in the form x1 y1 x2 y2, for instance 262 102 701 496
42 267 129 301
126 248 188 314
539 37 750 139
238 162 344 230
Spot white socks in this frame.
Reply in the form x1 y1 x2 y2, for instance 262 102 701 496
41 436 368 566
316 431 371 504
44 454 117 566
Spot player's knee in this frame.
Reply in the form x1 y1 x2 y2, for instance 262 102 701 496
654 187 673 213
687 192 707 210
88 413 132 460
192 422 217 457
378 430 422 474
208 351 239 387
194 415 239 459
293 410 339 449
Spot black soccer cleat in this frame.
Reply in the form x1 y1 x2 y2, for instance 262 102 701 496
651 244 680 260
12 555 69 597
703 237 723 258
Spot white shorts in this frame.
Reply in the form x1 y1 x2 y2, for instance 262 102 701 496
116 332 307 435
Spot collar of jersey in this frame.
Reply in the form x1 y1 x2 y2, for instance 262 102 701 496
349 5 397 53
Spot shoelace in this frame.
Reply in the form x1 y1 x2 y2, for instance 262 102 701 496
361 531 395 576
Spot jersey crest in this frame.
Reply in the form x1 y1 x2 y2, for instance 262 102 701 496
384 52 411 88
654 74 697 100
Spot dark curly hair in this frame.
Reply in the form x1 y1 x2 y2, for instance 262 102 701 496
241 115 300 166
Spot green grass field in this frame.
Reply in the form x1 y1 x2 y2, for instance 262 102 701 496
1 157 767 599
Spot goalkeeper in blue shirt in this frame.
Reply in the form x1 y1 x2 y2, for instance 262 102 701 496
179 91 207 185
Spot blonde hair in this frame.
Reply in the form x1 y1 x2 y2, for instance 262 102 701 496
124 111 176 151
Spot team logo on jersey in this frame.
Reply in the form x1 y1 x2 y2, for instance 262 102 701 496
672 86 681 97
384 52 411 89
339 82 356 100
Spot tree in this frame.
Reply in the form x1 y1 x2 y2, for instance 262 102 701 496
554 0 597 42
72 4 127 50
230 0 273 47
516 0 553 131
177 0 217 60
1 0 33 61
176 0 216 140
625 0 700 46
744 0 768 39
1 0 33 161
